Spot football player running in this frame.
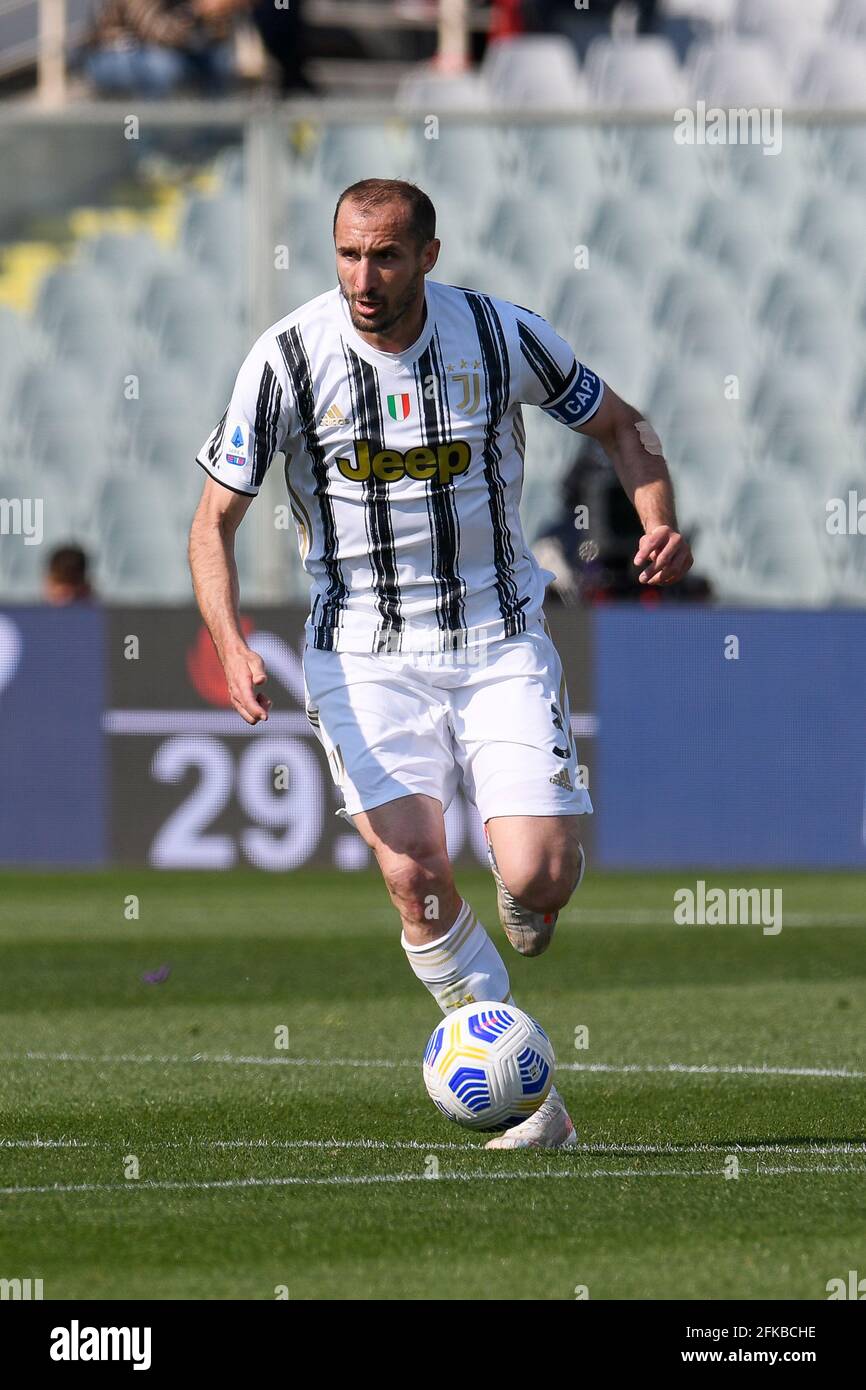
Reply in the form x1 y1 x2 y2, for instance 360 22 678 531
189 179 692 1149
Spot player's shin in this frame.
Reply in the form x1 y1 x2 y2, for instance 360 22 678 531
401 897 569 1130
401 897 510 1014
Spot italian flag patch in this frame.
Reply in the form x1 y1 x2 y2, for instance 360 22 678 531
386 393 411 421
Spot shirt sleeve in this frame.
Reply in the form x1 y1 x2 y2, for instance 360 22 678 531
512 305 604 430
195 335 292 497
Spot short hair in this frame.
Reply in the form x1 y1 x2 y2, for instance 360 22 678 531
47 544 89 586
333 179 436 249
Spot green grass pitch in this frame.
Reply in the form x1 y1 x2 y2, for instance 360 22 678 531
0 867 864 1301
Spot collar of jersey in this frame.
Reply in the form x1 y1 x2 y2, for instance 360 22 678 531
337 282 435 369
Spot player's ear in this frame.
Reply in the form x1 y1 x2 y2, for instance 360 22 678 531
422 238 440 273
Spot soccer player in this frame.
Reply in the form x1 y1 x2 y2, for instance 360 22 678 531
188 178 692 1149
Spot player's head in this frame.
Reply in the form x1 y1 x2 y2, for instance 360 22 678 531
333 178 439 337
43 543 92 605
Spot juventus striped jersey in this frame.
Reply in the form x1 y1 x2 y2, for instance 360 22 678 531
195 279 604 654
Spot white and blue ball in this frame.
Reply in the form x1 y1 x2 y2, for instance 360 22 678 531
422 1000 555 1132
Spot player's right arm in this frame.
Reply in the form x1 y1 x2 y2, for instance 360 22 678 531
188 333 291 725
188 478 271 725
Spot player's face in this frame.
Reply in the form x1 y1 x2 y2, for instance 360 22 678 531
334 200 438 340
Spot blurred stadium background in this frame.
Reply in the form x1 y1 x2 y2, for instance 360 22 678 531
0 0 864 872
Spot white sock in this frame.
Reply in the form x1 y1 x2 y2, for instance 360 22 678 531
403 898 565 1115
401 897 511 1014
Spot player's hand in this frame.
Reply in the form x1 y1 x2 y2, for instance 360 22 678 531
634 526 693 586
224 647 272 725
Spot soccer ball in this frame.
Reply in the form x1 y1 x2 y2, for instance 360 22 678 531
422 1001 555 1131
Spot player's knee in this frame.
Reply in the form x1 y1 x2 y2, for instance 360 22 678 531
507 849 582 915
380 849 453 923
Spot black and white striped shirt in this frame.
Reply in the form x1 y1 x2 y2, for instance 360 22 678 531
196 280 604 654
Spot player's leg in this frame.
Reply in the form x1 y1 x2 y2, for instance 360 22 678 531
447 621 591 1148
351 792 462 943
350 791 514 1015
484 811 585 957
302 645 515 1019
456 617 591 958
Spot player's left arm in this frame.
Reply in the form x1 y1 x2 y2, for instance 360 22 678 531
577 385 693 587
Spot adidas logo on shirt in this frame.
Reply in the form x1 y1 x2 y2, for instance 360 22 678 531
549 767 573 791
320 403 350 428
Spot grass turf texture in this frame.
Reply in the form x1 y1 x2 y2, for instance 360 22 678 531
0 868 864 1301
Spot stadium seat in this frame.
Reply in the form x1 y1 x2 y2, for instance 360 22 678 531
749 361 848 438
589 192 674 285
671 428 751 528
135 265 216 332
313 124 411 190
756 261 839 335
826 125 866 187
730 0 833 65
210 143 245 190
50 317 139 403
481 37 586 109
576 334 656 406
0 304 44 362
774 320 859 393
80 231 169 305
34 266 116 337
688 194 776 288
793 41 866 105
725 472 822 544
614 125 707 204
583 36 687 109
282 190 350 275
515 125 605 198
97 519 192 602
650 256 750 334
411 123 509 203
396 69 491 111
547 264 641 344
797 188 866 242
832 0 866 38
685 38 789 105
648 362 743 436
767 419 855 476
663 0 736 21
672 295 752 368
482 194 573 274
181 195 247 280
728 139 811 206
12 359 94 429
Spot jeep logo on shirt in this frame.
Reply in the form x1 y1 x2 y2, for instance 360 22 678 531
336 439 471 484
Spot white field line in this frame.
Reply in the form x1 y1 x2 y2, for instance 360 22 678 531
1 1053 863 1080
2 1139 865 1156
1 1164 863 1197
2 914 861 935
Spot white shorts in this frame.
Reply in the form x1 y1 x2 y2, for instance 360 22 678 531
302 615 593 826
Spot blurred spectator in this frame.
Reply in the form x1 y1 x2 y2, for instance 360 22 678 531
77 0 237 97
521 0 659 59
533 440 710 605
185 0 313 93
43 545 95 606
